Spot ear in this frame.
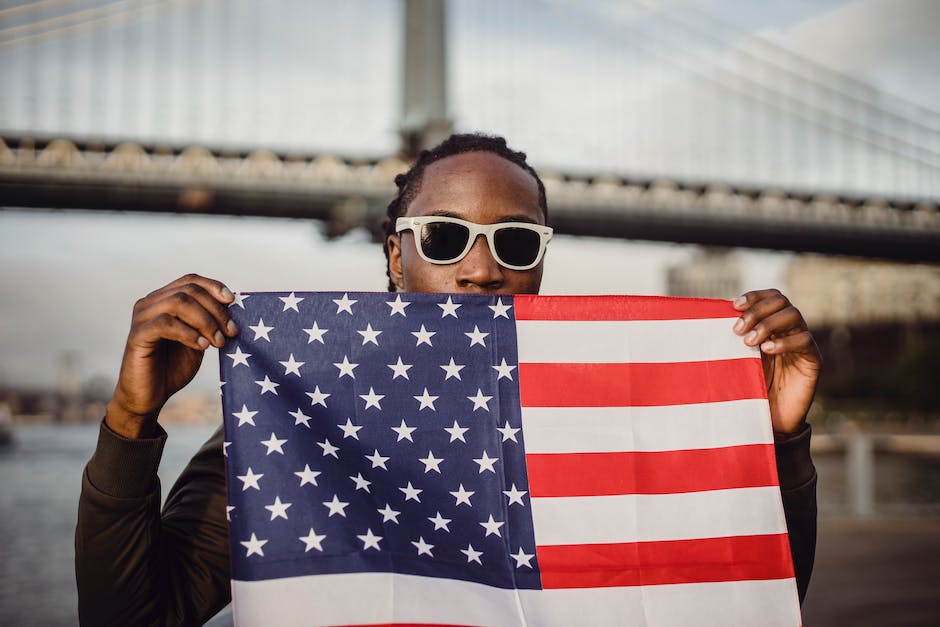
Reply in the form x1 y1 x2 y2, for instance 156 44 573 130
387 233 405 291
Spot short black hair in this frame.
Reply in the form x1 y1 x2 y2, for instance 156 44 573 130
382 132 548 291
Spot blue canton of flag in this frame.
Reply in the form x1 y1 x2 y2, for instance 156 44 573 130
220 292 540 590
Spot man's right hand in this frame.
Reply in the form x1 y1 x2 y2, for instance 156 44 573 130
105 274 238 439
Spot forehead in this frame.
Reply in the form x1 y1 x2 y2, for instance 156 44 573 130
405 151 543 223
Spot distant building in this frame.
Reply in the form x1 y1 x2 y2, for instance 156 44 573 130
667 248 742 299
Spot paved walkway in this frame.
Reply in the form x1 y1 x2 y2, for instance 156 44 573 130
801 517 940 626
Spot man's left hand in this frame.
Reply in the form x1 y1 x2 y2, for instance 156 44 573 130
733 289 822 434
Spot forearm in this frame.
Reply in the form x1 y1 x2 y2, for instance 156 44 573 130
75 421 232 626
774 423 818 604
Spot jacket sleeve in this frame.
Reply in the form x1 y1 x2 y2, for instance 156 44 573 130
774 423 818 604
75 421 231 626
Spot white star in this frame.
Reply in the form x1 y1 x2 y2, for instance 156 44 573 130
489 298 512 318
492 358 517 380
323 494 349 517
279 292 304 312
333 292 357 314
232 404 257 427
465 325 489 347
237 467 263 491
280 353 304 377
386 295 410 316
318 438 339 458
377 504 401 523
261 432 287 455
357 529 383 551
412 324 436 347
231 292 248 308
391 419 416 442
497 421 520 443
399 481 422 502
414 388 439 411
461 543 483 565
511 547 535 568
503 484 528 506
366 449 390 470
480 515 505 537
294 464 320 486
360 387 385 410
444 420 469 443
226 345 251 368
333 355 359 379
387 356 412 380
222 441 231 456
303 321 328 344
357 323 381 346
265 496 292 520
439 296 461 318
248 318 274 341
240 533 267 557
225 505 234 521
338 418 363 440
418 451 444 474
467 389 493 411
350 472 372 492
473 451 498 474
412 536 434 557
306 386 330 407
255 375 279 396
428 511 452 532
440 357 465 380
299 528 326 552
450 483 474 507
289 407 312 428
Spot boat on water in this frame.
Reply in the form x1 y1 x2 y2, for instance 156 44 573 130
0 404 13 446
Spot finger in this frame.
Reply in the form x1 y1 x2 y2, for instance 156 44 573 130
136 290 229 347
733 290 789 335
172 282 238 339
759 330 817 357
743 306 804 346
732 288 783 311
132 312 211 351
140 273 235 309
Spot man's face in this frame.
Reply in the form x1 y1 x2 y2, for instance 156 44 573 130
387 151 546 295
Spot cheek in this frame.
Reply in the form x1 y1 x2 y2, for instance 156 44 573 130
401 246 450 292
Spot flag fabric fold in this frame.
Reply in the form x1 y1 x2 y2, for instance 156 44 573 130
219 292 801 626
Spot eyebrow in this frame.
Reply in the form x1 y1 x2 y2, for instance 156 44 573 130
426 209 539 225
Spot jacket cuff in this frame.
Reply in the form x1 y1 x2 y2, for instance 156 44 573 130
774 422 815 492
85 419 168 499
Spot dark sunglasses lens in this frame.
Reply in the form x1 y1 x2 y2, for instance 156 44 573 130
420 221 470 261
493 227 542 267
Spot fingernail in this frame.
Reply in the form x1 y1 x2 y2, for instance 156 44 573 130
761 341 775 352
226 320 238 335
214 331 224 346
745 330 758 344
220 286 234 301
733 318 745 334
733 296 747 308
197 336 210 349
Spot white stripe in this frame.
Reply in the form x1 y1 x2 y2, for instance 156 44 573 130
530 487 787 546
516 318 757 363
521 400 773 453
232 572 801 627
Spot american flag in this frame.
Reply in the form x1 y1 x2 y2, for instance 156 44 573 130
219 292 801 626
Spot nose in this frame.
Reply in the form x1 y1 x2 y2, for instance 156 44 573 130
455 234 504 292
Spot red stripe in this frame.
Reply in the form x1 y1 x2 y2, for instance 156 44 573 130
526 444 779 496
518 359 765 407
514 294 738 321
537 534 794 589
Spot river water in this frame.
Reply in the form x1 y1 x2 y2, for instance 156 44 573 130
1 423 937 626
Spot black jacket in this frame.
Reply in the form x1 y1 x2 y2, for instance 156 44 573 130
76 421 817 626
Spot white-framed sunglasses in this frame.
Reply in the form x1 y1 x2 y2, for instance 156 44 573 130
396 216 553 271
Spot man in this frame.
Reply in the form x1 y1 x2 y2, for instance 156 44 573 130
76 134 819 625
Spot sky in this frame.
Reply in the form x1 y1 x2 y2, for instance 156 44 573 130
0 0 938 392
